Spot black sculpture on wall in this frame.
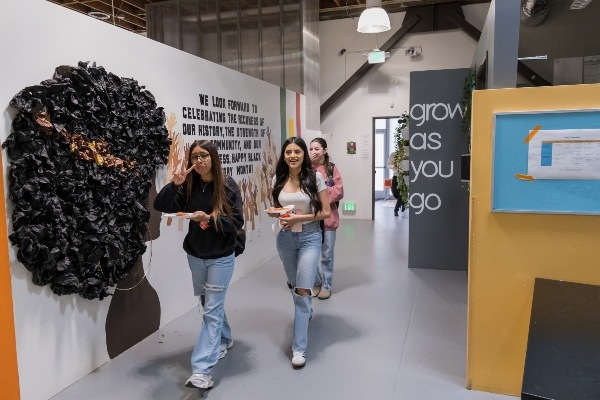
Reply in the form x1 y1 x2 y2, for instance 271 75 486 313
3 61 171 300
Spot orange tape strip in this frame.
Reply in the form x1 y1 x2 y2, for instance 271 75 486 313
515 173 535 181
523 125 541 143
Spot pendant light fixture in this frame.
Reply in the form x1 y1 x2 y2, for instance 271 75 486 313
357 0 391 33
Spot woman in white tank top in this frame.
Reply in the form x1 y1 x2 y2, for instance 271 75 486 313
267 137 330 368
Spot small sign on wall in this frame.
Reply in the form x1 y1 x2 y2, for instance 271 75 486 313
553 55 600 85
554 57 583 85
347 141 356 154
342 201 356 215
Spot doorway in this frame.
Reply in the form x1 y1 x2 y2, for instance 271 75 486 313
373 116 401 218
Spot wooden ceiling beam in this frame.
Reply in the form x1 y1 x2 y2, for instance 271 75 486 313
80 1 146 29
48 1 90 13
93 0 146 20
56 0 96 5
48 0 143 32
120 0 150 11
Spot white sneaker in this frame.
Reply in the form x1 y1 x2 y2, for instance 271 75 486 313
185 373 214 389
291 351 306 368
218 340 234 359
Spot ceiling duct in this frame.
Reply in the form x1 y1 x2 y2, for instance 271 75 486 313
520 0 551 26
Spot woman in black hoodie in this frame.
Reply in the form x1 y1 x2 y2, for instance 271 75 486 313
154 139 244 390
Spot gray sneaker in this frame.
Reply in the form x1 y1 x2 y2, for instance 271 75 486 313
185 373 214 389
219 340 234 359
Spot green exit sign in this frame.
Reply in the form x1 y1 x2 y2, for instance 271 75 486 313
343 202 355 212
367 50 386 64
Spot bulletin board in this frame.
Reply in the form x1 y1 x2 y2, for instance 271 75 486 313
492 109 600 214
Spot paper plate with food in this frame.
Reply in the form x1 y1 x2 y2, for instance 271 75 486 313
265 205 294 216
162 212 194 219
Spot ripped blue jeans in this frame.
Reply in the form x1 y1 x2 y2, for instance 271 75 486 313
276 222 321 353
187 252 234 374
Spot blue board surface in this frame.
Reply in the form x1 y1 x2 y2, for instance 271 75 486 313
493 110 600 214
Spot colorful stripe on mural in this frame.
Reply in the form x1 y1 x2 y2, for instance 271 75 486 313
296 92 302 137
280 88 302 142
0 154 21 400
280 88 287 144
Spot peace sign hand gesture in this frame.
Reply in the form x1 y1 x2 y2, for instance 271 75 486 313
172 165 195 186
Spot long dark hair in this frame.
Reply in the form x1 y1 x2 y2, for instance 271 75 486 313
184 140 232 229
310 137 333 177
272 137 322 216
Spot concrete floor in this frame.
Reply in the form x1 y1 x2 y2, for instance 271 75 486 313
50 201 515 400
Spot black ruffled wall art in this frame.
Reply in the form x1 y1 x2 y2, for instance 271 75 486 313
2 61 171 300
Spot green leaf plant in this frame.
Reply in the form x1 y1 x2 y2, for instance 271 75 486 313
461 69 476 194
393 112 410 208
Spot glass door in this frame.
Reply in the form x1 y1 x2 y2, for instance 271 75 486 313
374 117 400 199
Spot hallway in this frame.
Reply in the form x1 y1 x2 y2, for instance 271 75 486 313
50 202 514 400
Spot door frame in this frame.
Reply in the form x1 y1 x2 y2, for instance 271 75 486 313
371 115 400 220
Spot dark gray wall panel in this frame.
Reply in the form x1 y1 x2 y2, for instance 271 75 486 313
408 68 470 270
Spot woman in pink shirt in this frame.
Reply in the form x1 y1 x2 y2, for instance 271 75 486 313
309 138 344 300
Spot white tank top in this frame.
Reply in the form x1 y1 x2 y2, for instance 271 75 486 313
273 172 327 222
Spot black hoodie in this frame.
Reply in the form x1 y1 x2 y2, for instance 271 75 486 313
153 174 244 259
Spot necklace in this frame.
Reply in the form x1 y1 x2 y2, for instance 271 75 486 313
200 181 210 192
288 174 299 180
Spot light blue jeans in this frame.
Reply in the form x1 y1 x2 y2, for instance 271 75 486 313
314 230 337 292
276 221 321 353
187 253 234 375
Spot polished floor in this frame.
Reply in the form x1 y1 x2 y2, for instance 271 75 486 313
51 201 514 400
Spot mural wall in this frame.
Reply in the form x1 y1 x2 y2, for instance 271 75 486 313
0 0 304 399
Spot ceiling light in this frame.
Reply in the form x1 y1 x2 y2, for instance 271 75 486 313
357 0 391 34
88 11 110 20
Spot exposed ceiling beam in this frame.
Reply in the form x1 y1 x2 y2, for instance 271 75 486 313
49 0 146 32
517 62 552 86
446 9 552 87
48 0 493 35
447 9 480 40
320 14 421 117
319 0 491 21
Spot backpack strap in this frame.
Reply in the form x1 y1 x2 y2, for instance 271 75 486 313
324 163 340 209
326 162 335 178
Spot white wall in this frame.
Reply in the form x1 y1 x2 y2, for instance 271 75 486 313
320 4 490 220
0 1 303 399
